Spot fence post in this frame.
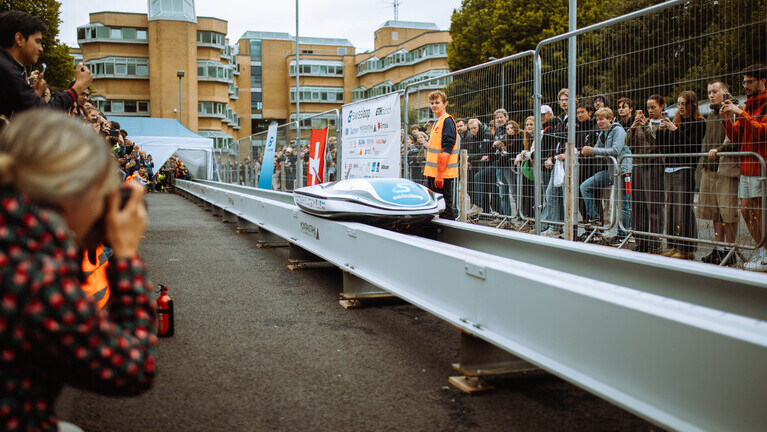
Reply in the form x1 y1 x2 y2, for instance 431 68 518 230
459 149 469 222
564 142 577 240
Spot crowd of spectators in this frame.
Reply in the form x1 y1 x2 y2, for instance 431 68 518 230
404 65 767 270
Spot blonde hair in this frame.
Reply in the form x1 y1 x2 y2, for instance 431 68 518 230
0 110 120 207
595 107 614 119
428 90 447 103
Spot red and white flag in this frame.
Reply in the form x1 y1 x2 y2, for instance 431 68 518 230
307 127 328 185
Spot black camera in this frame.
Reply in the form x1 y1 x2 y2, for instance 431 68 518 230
722 92 734 102
82 187 146 249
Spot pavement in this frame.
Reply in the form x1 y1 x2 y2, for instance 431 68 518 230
57 191 661 432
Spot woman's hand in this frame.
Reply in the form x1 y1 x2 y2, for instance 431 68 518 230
105 182 147 259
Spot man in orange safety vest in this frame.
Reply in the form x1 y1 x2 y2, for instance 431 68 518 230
422 90 459 219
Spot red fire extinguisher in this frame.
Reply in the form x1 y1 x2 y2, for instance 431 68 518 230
156 284 174 337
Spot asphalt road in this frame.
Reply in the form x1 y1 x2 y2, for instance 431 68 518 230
57 192 661 432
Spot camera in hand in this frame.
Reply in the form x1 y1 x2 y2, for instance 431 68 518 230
722 92 733 103
82 187 146 249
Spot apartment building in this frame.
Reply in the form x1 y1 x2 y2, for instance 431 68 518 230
75 0 450 145
76 1 249 148
238 20 451 134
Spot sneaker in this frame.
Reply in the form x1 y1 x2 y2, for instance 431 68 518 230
743 254 767 271
541 228 561 238
662 248 677 257
701 249 723 265
671 250 695 260
467 205 483 216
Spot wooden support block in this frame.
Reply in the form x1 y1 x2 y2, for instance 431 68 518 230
287 262 336 271
339 299 364 309
448 376 494 394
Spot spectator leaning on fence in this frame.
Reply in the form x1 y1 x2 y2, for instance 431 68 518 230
466 118 493 214
575 102 600 222
0 11 93 118
492 108 513 217
658 90 706 260
700 80 740 266
580 107 632 241
625 94 666 254
720 64 767 271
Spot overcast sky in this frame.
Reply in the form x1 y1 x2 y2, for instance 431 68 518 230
59 0 463 52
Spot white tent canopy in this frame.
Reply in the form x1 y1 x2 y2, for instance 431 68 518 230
111 116 214 178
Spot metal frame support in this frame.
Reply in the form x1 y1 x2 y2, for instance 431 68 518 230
236 217 260 234
211 205 222 217
340 271 394 301
450 331 539 393
255 229 289 248
176 180 767 432
222 210 238 223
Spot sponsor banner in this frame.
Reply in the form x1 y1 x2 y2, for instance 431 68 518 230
341 93 401 180
257 122 279 189
307 127 328 186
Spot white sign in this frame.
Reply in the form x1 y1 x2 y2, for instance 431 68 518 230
341 93 401 180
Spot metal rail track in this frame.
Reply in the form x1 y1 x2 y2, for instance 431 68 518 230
175 179 767 432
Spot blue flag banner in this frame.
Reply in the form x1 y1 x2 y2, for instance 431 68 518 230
258 122 279 189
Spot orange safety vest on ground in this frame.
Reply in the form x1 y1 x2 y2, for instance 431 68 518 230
423 113 459 178
81 244 110 310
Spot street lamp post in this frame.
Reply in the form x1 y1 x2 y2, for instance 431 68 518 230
177 70 185 125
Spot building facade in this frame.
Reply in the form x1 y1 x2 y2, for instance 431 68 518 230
76 1 248 148
75 1 450 146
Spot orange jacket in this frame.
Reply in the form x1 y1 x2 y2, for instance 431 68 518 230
81 245 110 310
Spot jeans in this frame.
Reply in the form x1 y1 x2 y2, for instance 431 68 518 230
580 170 612 219
617 174 632 238
472 167 495 209
544 172 563 230
495 168 515 216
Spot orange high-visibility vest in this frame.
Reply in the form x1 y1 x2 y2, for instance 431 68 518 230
81 245 110 310
423 113 459 178
124 172 139 183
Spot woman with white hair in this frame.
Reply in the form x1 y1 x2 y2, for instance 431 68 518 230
0 111 157 431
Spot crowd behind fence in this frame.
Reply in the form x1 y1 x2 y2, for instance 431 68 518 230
220 0 767 271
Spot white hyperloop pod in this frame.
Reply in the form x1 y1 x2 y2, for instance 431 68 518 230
293 178 445 225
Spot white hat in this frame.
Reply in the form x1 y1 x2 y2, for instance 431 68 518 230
284 147 293 153
541 105 553 115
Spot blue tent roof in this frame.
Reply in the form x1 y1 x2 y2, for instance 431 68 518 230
110 116 211 143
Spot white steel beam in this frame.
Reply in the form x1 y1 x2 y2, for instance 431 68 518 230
176 180 767 432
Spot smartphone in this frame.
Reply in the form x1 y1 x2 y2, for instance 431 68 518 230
635 110 643 117
40 62 46 75
661 111 669 120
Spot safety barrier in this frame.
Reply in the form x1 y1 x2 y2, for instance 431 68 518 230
174 178 767 432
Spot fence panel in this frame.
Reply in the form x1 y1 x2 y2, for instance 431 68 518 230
404 52 536 223
531 0 767 268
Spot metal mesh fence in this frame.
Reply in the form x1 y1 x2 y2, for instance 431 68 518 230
404 52 536 225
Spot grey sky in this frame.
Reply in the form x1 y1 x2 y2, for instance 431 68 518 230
59 0 462 53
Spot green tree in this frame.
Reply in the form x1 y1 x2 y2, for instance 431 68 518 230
447 0 608 71
0 0 73 90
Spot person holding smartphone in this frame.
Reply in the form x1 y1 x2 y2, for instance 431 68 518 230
657 91 706 260
625 94 666 254
0 11 93 118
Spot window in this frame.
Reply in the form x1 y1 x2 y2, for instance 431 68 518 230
352 87 367 101
391 31 398 41
198 101 229 118
251 92 262 114
337 47 347 56
289 86 344 104
289 60 343 78
86 57 149 79
96 99 150 116
77 24 148 44
356 43 447 77
197 31 226 48
197 60 234 83
249 40 261 60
